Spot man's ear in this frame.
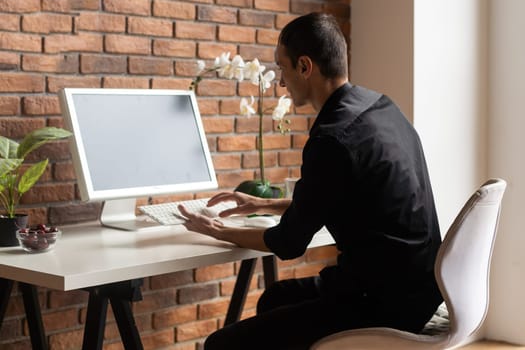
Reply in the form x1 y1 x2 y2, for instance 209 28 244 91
297 56 313 77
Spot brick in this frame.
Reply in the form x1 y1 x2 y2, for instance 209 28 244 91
41 308 79 332
276 13 297 29
260 134 290 149
151 78 193 90
153 304 197 328
23 95 61 115
41 0 99 12
53 162 76 181
294 103 316 115
258 166 288 183
212 153 241 170
198 6 237 24
0 0 40 12
239 45 275 62
0 318 23 340
254 0 289 12
216 170 253 188
278 149 302 166
104 0 150 15
216 0 251 6
153 0 196 19
75 12 126 32
239 10 275 28
175 60 201 77
286 116 309 132
25 140 71 162
195 262 235 282
47 76 101 93
105 34 151 55
22 54 78 73
154 39 196 57
48 329 83 350
218 25 255 43
19 183 75 204
305 245 338 262
197 43 237 61
257 28 280 45
150 270 194 289
177 283 218 304
197 99 219 115
23 207 48 226
290 0 323 14
217 135 255 152
0 32 41 52
47 116 65 128
103 76 150 89
197 298 230 319
0 96 20 115
129 57 174 76
242 152 277 169
0 51 19 70
22 13 72 34
235 115 274 133
0 13 19 31
134 289 178 313
48 202 102 225
45 33 103 54
128 16 173 37
219 99 241 115
196 80 236 97
175 22 216 40
202 117 234 133
244 289 264 309
175 319 217 342
0 73 44 93
80 54 127 74
141 329 175 349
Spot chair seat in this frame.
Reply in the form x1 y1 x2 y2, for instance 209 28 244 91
421 302 450 336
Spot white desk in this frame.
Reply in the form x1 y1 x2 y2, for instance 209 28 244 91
0 221 334 349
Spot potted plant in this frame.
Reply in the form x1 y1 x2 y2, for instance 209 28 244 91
0 127 72 246
191 52 292 198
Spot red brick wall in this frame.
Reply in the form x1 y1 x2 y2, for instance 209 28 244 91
0 0 349 348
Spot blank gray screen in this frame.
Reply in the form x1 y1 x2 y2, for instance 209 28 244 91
72 93 211 191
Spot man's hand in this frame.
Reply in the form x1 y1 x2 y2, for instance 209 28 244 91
207 191 291 217
178 204 225 239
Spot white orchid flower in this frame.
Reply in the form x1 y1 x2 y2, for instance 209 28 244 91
196 60 206 74
230 55 245 81
261 70 276 92
240 96 256 117
244 58 266 84
272 96 291 121
214 52 231 68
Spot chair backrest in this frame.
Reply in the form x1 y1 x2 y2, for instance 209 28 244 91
436 178 506 348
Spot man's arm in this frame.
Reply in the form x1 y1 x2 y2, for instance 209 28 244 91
208 191 291 217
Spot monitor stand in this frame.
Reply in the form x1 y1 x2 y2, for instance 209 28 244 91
100 198 161 231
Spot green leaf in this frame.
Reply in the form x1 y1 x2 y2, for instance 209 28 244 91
0 158 22 178
18 159 48 195
17 127 72 159
0 136 19 159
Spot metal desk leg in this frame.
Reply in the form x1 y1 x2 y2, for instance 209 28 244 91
0 278 14 332
82 289 109 350
19 282 48 350
82 279 144 350
224 258 257 326
262 255 277 288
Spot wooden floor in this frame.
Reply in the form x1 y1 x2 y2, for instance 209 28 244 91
461 341 525 349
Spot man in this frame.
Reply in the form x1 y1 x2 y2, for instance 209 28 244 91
179 12 443 350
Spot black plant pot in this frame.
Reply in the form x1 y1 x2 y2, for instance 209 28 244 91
0 214 29 247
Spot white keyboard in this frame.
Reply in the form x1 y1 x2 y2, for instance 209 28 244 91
139 198 237 225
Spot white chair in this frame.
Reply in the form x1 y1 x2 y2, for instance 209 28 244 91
311 178 507 350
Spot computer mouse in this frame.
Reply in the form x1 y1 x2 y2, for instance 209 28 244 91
243 216 277 228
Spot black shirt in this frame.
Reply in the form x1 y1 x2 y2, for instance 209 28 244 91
264 83 442 301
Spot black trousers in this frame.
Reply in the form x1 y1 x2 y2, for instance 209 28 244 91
204 277 441 350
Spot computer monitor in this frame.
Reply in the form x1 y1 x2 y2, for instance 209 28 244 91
59 88 217 231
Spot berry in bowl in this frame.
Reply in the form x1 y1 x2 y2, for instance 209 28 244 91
16 225 61 253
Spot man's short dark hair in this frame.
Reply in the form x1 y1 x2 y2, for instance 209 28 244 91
279 12 348 79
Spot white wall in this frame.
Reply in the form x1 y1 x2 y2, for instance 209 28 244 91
485 0 525 344
351 0 414 121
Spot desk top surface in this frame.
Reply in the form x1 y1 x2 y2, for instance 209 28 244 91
0 220 334 291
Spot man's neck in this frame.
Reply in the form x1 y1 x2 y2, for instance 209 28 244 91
310 76 348 112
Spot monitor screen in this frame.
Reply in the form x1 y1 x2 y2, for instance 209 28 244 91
59 88 217 203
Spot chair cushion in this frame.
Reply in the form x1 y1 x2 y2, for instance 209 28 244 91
420 302 450 336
